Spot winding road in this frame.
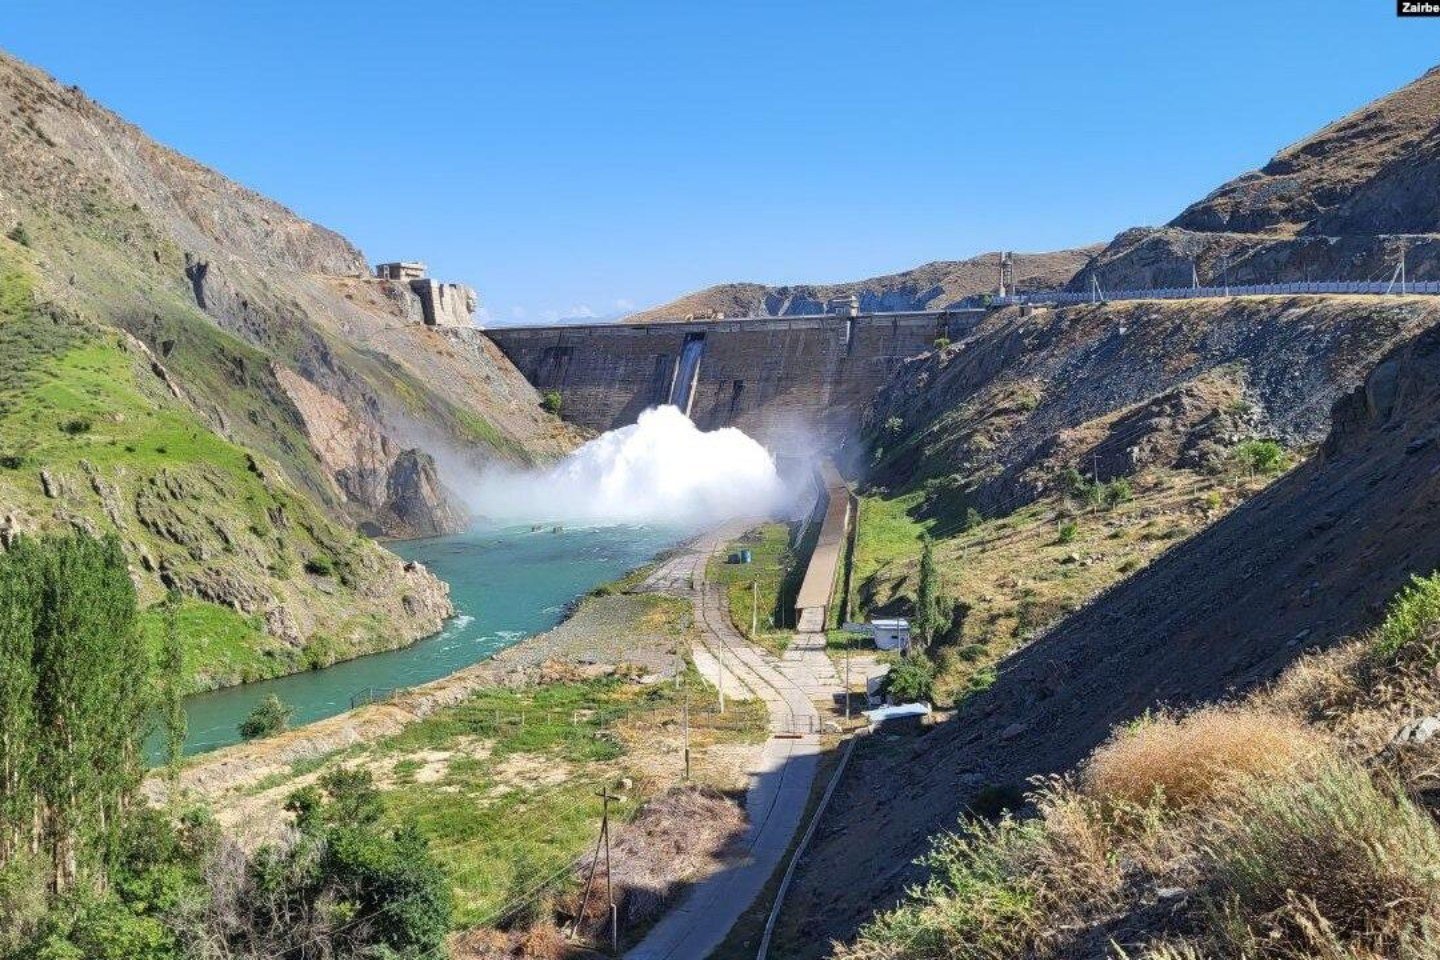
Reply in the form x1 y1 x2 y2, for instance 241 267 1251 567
627 523 829 960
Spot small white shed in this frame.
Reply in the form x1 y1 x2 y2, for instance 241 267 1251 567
871 617 911 651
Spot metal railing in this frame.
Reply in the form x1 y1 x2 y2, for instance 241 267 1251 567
996 278 1440 307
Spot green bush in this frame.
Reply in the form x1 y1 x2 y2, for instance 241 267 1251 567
885 655 936 704
238 694 293 740
1057 522 1078 544
1232 439 1287 476
541 390 563 415
6 224 30 248
933 337 952 350
58 417 92 436
1103 478 1132 507
1374 570 1440 661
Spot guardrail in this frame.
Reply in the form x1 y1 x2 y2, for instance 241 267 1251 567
996 279 1440 307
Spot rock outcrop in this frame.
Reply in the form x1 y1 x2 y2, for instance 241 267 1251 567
1075 63 1440 292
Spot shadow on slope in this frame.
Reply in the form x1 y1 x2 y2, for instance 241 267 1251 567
778 317 1440 955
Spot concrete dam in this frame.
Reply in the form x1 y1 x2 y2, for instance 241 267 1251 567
486 310 985 447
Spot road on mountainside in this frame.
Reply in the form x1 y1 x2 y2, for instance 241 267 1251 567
627 523 827 960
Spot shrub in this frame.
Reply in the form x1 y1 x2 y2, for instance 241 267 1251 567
883 416 904 436
1197 763 1440 958
839 785 1118 960
1232 438 1287 476
302 555 334 577
1057 521 1078 544
6 224 30 247
238 694 293 740
1374 570 1440 662
0 452 24 469
58 417 92 436
541 390 563 415
1104 478 1133 507
885 655 936 704
933 337 951 350
1082 706 1316 812
963 507 983 531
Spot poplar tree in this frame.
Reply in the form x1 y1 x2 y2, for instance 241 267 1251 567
160 591 187 781
915 535 940 648
0 533 149 892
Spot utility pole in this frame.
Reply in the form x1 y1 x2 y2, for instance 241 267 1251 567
844 633 852 722
1221 254 1230 297
573 788 621 952
718 632 727 715
1191 260 1200 292
682 688 691 782
750 579 758 642
1388 237 1408 295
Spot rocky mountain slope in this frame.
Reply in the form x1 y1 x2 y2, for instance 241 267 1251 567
0 49 570 689
1074 63 1440 292
862 295 1440 518
772 61 1440 956
624 248 1098 322
781 308 1440 954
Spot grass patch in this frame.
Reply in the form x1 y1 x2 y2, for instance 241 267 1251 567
709 522 804 654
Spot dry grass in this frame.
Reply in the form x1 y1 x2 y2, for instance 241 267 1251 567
1082 706 1319 812
1197 762 1440 959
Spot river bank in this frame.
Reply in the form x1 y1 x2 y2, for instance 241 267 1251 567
170 523 680 756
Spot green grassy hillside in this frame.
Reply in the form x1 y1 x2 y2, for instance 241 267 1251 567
0 257 449 692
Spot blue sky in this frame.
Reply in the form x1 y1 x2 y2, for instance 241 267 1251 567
2 2 1437 323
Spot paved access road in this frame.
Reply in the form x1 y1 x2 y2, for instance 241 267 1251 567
627 523 828 960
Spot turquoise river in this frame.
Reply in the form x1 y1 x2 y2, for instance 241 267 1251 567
172 523 680 756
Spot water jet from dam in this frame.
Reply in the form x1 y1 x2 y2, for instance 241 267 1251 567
465 404 787 528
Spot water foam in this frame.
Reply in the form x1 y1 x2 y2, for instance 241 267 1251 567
465 405 787 528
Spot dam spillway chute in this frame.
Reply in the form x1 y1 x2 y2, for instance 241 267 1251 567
668 332 706 417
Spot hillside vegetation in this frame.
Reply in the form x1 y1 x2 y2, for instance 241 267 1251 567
841 572 1440 959
0 256 450 690
0 48 579 688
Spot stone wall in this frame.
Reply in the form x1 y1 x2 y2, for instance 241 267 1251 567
487 311 984 448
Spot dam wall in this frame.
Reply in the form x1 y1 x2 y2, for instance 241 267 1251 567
486 310 985 448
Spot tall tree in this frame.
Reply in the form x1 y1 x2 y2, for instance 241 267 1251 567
915 536 941 648
0 533 148 892
159 591 187 782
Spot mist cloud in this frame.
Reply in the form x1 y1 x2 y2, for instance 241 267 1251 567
462 405 788 528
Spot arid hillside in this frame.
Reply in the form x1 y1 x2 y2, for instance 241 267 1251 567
625 248 1098 322
1073 63 1440 292
781 306 1440 956
861 295 1440 517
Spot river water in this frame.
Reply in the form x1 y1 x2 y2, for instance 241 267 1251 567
172 523 680 756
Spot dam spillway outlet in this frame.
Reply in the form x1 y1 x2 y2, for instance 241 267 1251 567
670 332 706 416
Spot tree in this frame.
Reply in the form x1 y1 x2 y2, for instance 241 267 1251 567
914 536 943 646
159 593 187 781
0 533 150 893
238 695 293 740
541 390 563 415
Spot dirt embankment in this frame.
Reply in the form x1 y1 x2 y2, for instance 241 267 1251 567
778 314 1440 955
157 592 689 804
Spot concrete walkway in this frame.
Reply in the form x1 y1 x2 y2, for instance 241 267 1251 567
627 524 827 960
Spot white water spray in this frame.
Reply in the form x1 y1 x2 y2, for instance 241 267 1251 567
465 405 789 528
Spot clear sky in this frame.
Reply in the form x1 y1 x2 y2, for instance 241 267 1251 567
2 1 1437 324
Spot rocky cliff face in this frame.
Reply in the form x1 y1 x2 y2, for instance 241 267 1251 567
624 248 1099 323
0 48 575 690
1075 63 1440 291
